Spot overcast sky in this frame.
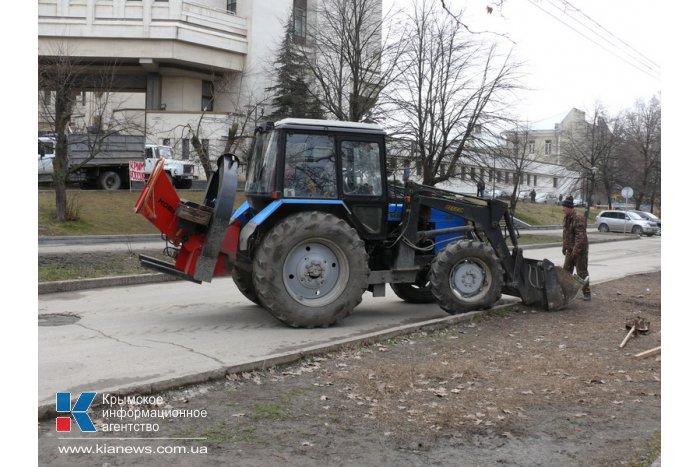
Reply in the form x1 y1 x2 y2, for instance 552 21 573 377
385 0 662 122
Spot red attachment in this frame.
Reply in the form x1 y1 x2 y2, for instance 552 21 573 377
134 159 182 242
134 159 236 278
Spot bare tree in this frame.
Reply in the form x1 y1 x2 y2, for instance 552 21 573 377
38 44 141 220
298 0 406 122
382 0 520 186
619 95 661 210
559 103 619 222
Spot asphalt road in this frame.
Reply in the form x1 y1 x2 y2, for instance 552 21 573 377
37 237 660 410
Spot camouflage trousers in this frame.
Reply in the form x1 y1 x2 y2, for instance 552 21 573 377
564 250 591 295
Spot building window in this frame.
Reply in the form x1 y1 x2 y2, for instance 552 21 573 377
488 169 493 181
470 167 476 180
416 162 422 176
293 0 307 44
202 80 214 112
527 174 531 185
528 140 535 155
544 140 552 155
162 138 171 147
497 171 502 183
533 175 537 186
226 0 237 14
480 168 485 180
440 164 446 177
460 166 466 181
505 172 510 183
553 177 558 188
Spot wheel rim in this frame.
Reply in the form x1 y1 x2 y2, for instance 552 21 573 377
283 238 348 307
449 259 490 299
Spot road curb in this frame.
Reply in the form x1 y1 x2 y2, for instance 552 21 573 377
38 273 180 294
38 234 162 245
37 305 501 420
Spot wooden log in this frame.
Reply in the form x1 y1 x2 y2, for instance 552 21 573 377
633 346 661 359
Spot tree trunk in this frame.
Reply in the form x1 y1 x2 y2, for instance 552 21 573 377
223 123 239 154
191 134 212 180
53 87 72 222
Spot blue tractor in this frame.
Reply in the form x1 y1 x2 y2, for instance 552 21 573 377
135 119 583 328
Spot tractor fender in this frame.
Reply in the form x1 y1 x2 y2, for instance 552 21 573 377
238 199 351 252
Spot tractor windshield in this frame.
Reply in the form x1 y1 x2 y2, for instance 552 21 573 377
245 130 279 194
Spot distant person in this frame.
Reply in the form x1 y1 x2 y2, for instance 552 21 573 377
561 196 591 301
530 189 536 203
477 180 485 197
558 194 563 205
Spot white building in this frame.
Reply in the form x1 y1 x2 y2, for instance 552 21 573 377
38 0 312 175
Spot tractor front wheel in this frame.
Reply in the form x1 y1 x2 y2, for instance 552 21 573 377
430 240 504 314
253 212 369 328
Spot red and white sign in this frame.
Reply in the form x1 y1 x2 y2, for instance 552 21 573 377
129 160 146 182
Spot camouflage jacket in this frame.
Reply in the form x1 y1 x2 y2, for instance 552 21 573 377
563 210 588 255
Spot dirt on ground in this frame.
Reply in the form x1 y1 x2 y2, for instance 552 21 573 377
38 272 661 466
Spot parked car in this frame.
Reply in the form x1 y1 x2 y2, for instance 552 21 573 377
631 210 661 233
573 197 585 207
595 210 659 236
484 188 508 199
535 192 558 204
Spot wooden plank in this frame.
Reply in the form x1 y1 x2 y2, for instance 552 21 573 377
633 346 661 359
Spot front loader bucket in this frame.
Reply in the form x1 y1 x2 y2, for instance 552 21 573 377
542 260 586 310
510 255 586 311
134 154 240 283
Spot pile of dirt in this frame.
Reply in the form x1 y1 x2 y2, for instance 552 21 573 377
38 272 661 466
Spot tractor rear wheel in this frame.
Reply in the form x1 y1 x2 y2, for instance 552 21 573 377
253 212 369 328
390 267 435 303
232 266 260 306
429 240 504 314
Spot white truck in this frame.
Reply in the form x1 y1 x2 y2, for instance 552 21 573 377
38 135 196 190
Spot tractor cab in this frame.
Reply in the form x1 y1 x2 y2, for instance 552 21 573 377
244 118 390 239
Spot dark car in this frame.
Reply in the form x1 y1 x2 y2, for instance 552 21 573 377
631 210 661 233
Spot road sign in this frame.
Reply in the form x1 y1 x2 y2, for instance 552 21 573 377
129 160 146 182
621 186 634 198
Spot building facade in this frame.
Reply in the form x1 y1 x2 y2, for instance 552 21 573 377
38 0 311 176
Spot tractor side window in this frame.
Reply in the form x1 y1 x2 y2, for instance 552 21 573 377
340 141 382 196
245 131 279 194
284 133 337 198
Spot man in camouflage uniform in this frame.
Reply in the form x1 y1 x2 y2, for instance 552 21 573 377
561 196 591 300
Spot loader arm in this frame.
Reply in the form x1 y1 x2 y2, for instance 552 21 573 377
397 182 584 310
